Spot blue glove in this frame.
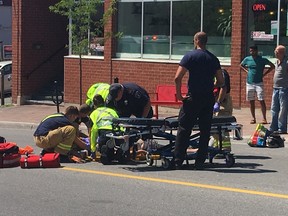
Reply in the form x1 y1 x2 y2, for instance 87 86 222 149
90 152 96 160
81 137 91 151
213 102 220 112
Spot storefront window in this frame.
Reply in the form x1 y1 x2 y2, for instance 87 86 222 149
247 0 288 60
116 0 232 63
117 2 142 58
143 2 170 59
89 3 105 56
70 3 104 56
203 0 231 58
172 1 201 59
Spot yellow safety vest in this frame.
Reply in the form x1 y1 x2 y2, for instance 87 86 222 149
85 83 110 107
90 107 119 152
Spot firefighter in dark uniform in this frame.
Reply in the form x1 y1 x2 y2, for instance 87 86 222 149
106 82 153 118
33 106 87 156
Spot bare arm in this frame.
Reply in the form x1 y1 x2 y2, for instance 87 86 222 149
216 86 227 103
214 69 224 88
174 65 188 101
263 62 275 77
142 99 151 118
240 64 248 73
74 137 87 150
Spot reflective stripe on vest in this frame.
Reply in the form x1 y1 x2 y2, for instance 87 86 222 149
41 113 64 122
57 143 71 151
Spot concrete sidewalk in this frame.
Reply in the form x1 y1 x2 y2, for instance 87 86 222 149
0 103 279 139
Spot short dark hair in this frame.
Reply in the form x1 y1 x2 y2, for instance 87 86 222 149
65 106 79 116
194 32 207 45
249 45 258 50
93 94 105 108
79 104 92 114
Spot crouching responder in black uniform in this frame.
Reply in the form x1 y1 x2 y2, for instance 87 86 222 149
33 106 88 156
106 82 153 118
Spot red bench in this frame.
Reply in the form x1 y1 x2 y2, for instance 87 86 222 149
150 85 188 119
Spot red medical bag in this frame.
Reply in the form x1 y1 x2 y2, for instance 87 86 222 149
20 153 60 168
0 142 20 168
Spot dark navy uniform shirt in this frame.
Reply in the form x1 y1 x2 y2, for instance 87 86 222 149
180 49 221 97
33 113 72 136
115 82 150 118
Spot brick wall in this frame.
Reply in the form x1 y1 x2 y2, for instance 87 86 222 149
12 0 274 109
230 0 273 109
12 0 68 104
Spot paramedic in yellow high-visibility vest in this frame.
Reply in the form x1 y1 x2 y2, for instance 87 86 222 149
85 83 110 109
33 106 87 155
212 69 233 152
89 94 121 163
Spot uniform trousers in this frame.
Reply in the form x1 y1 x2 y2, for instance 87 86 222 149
174 93 214 164
34 125 76 155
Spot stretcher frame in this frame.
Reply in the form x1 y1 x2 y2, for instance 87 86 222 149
108 116 242 169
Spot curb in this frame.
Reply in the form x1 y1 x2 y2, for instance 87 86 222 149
0 121 88 131
0 121 38 129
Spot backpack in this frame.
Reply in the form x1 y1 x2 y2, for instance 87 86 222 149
0 142 21 168
0 136 6 143
247 124 268 147
266 134 285 148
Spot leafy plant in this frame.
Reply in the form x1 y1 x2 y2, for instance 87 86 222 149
50 0 117 54
217 10 232 38
49 0 117 104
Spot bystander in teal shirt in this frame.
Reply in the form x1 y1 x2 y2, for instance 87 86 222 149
241 55 271 84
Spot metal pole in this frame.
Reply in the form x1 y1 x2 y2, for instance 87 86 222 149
114 77 119 83
276 0 280 46
0 41 3 61
1 70 4 105
55 81 60 113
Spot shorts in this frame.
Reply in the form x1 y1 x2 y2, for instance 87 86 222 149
246 82 264 101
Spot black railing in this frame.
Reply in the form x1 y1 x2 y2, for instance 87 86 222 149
52 80 64 113
24 44 66 79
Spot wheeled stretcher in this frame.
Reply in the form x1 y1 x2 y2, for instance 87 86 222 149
107 116 242 169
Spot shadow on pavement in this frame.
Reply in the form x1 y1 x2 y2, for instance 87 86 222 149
121 160 277 174
234 155 272 160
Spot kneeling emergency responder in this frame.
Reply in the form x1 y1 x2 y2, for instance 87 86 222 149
90 94 127 164
33 106 88 156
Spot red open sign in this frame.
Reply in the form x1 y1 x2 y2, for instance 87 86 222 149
252 3 266 11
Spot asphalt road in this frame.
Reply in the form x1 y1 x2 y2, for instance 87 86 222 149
1 127 288 216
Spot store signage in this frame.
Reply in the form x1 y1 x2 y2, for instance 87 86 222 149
252 3 266 11
251 31 274 41
3 45 12 60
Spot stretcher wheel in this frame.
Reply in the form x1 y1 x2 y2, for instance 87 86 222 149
161 157 172 169
146 153 154 166
225 154 235 167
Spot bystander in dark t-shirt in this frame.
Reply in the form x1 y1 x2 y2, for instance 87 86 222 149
34 113 72 136
180 49 221 96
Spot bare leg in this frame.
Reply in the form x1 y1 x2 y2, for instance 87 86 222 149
259 100 267 122
250 100 256 122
